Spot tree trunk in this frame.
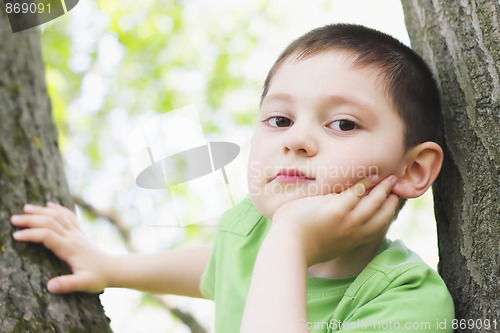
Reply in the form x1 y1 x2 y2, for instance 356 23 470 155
0 8 112 333
402 1 500 332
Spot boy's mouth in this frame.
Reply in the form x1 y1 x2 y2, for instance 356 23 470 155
271 168 315 183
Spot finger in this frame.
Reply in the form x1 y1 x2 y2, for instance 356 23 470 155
46 202 80 228
11 214 66 236
349 176 397 223
361 193 399 236
48 273 102 294
335 175 380 210
13 228 65 253
23 203 75 230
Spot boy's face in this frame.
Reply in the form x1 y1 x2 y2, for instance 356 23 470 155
248 51 407 219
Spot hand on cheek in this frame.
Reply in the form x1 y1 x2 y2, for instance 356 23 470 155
270 175 399 266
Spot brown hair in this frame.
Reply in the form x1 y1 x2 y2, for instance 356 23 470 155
261 24 443 149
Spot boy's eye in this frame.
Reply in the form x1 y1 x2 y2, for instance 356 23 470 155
267 116 294 128
328 119 358 132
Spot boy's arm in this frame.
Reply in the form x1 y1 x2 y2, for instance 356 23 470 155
11 202 210 297
105 247 211 297
241 176 398 333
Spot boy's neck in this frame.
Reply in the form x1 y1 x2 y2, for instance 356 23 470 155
307 236 385 279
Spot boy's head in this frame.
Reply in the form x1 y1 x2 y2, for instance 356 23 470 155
248 24 443 219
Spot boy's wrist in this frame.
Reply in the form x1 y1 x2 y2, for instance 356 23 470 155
101 253 128 289
267 220 317 266
96 252 123 289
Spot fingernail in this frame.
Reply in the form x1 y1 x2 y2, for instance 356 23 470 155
390 176 398 186
12 231 22 240
24 204 34 212
48 280 59 293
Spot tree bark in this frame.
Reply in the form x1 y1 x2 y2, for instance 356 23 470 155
0 8 112 333
402 0 500 331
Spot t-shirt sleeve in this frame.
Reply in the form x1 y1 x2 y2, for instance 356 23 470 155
198 196 263 301
337 265 454 332
199 240 217 300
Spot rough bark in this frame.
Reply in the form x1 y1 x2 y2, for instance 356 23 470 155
0 8 112 333
402 0 500 331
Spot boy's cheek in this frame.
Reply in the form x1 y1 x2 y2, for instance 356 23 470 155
247 174 263 199
316 161 376 190
318 158 400 195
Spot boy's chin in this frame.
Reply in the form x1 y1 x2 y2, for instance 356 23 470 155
250 193 313 220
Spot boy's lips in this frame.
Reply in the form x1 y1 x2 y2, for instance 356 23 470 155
271 168 315 183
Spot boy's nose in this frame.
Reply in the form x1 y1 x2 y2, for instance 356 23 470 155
282 124 318 157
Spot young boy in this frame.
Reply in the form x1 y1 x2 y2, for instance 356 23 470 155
11 24 454 332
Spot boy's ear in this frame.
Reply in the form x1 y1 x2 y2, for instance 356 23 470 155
392 142 443 199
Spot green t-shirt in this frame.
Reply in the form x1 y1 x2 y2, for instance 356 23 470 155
200 197 454 332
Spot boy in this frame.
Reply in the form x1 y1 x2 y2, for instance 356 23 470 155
11 24 454 332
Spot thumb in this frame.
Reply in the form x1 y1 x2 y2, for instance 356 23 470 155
47 273 102 294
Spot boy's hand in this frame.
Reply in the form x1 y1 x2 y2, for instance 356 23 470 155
10 202 110 294
271 175 399 266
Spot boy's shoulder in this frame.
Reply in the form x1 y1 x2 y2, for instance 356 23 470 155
369 238 432 274
348 238 449 298
215 196 268 237
335 239 455 331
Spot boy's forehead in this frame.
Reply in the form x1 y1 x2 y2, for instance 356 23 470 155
265 51 390 103
274 50 388 89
